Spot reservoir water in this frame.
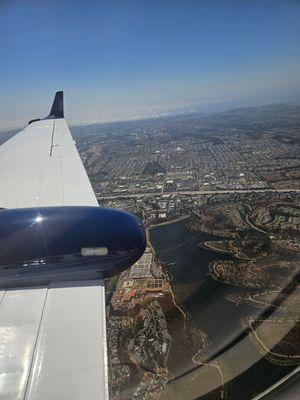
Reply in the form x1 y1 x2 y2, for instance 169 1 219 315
150 217 295 399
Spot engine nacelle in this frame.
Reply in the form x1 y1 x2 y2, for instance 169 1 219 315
0 206 146 287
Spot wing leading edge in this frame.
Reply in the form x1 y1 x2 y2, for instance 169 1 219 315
0 92 109 400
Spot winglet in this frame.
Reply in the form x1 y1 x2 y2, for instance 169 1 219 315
28 91 64 125
48 91 64 119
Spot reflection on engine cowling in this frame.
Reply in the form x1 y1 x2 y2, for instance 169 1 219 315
0 206 146 287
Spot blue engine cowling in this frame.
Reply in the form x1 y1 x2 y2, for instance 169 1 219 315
0 206 146 287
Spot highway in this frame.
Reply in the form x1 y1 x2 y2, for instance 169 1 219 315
98 188 300 200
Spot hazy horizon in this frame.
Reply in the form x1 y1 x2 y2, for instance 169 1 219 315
2 98 300 135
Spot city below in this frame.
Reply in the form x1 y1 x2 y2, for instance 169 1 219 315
2 102 299 399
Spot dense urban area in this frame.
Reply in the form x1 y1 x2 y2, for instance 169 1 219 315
70 103 300 399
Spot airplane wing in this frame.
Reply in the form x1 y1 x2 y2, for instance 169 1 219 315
0 92 97 209
0 92 109 400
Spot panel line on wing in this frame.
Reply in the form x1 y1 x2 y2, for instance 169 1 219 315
24 287 51 400
0 290 6 306
23 287 50 400
49 120 56 157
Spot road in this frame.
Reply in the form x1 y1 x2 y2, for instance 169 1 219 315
98 188 300 200
244 203 269 234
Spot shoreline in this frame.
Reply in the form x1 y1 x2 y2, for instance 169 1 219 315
149 214 190 228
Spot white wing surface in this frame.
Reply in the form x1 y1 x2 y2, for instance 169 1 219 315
0 92 108 400
0 118 97 209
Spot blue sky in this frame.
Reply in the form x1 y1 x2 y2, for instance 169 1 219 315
0 0 300 129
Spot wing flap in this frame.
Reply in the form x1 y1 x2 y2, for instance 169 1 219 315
25 281 108 400
0 288 48 400
0 282 108 400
